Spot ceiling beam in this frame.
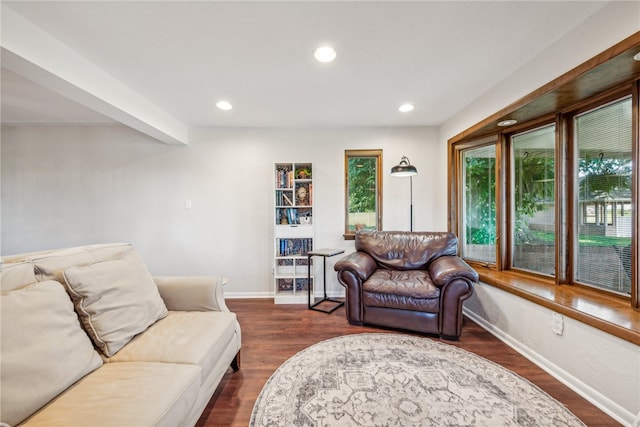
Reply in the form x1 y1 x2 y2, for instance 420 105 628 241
0 4 189 145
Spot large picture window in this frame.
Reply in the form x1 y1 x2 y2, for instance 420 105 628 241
450 91 636 304
448 35 639 342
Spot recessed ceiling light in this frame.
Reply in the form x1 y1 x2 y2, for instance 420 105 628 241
497 119 518 126
314 46 336 63
633 52 640 61
216 100 233 111
398 103 415 113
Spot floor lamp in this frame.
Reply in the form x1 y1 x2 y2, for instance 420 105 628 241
390 156 418 231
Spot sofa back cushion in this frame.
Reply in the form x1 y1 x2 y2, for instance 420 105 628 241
1 281 103 426
355 231 458 270
0 261 37 292
1 243 134 283
63 251 168 357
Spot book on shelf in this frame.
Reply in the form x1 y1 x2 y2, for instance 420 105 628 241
275 167 294 189
275 190 293 207
277 208 306 225
277 238 313 256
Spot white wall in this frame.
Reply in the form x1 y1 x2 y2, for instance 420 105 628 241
465 287 640 426
440 1 640 142
441 2 640 425
0 124 442 297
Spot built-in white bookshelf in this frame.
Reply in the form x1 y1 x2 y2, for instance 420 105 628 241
274 162 314 304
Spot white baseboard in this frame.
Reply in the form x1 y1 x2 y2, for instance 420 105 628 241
464 308 636 426
224 292 273 299
225 291 345 300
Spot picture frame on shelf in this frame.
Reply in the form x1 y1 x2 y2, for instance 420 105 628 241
295 182 312 206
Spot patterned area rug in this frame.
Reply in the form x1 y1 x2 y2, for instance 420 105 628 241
250 333 585 426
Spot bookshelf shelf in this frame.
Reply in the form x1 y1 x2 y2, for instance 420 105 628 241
274 162 314 303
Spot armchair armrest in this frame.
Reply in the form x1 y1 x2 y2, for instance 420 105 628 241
429 256 479 286
334 251 377 281
153 276 230 312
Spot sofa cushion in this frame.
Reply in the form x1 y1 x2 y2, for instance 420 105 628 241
355 231 458 270
0 261 37 292
0 281 103 427
63 251 168 357
105 311 239 384
19 362 201 427
3 243 134 283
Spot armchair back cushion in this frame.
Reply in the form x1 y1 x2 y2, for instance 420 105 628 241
355 231 458 270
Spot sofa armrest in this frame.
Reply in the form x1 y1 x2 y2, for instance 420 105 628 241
429 256 479 287
153 276 230 312
334 251 377 281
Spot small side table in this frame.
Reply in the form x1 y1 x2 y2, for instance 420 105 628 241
307 248 345 313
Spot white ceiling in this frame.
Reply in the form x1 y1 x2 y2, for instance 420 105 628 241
1 1 608 137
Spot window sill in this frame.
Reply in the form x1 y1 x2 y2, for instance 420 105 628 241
471 264 640 346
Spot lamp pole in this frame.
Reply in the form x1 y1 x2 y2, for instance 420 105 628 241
390 156 418 232
410 175 413 232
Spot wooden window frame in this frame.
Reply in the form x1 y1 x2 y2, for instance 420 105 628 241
448 33 640 344
343 149 383 240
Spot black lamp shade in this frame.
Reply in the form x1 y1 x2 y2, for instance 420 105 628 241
391 156 418 177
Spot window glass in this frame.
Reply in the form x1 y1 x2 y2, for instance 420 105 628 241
462 144 496 262
344 150 382 238
575 98 632 295
512 125 556 275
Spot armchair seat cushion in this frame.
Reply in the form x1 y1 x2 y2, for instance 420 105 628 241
363 270 440 312
364 291 440 312
363 269 439 298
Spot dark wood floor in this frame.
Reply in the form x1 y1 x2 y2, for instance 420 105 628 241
195 299 620 427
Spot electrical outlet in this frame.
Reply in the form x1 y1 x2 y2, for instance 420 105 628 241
551 312 564 335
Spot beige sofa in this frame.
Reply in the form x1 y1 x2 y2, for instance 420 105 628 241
0 243 241 427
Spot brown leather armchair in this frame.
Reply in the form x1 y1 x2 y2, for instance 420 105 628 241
334 231 478 340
